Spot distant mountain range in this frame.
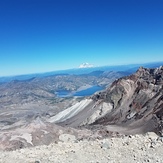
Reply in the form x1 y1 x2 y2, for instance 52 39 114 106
0 61 163 83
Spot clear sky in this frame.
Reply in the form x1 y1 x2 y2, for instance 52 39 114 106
0 0 163 76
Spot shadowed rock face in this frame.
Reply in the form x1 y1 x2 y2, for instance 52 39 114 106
91 66 163 134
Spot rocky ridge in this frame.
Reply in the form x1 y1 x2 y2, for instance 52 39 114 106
91 66 163 135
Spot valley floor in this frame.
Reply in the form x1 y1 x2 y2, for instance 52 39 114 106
0 132 163 163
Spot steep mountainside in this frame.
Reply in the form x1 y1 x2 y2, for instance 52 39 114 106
51 66 163 135
91 66 163 134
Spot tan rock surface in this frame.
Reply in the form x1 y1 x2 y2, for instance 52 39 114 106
0 133 163 163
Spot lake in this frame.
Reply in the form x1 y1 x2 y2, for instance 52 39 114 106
56 85 104 97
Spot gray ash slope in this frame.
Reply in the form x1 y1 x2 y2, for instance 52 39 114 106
52 66 163 135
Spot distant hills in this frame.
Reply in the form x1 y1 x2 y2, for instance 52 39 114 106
0 61 163 83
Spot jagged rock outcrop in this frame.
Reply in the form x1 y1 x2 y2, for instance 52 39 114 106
91 66 163 135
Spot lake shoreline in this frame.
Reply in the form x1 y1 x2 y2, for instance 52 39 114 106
56 85 105 97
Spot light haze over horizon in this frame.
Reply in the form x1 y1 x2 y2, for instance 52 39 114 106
0 0 163 76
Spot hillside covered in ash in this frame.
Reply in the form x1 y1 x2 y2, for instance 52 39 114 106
0 66 162 151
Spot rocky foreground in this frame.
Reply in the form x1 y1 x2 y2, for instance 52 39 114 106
0 132 163 163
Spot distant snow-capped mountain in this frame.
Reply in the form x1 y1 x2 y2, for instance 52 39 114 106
79 63 94 68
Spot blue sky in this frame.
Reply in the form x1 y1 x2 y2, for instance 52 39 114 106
0 0 163 76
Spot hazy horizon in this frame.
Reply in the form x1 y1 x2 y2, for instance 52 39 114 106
0 0 163 76
0 61 163 78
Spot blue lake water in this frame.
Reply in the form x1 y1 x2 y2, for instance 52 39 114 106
56 90 71 97
56 85 104 97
